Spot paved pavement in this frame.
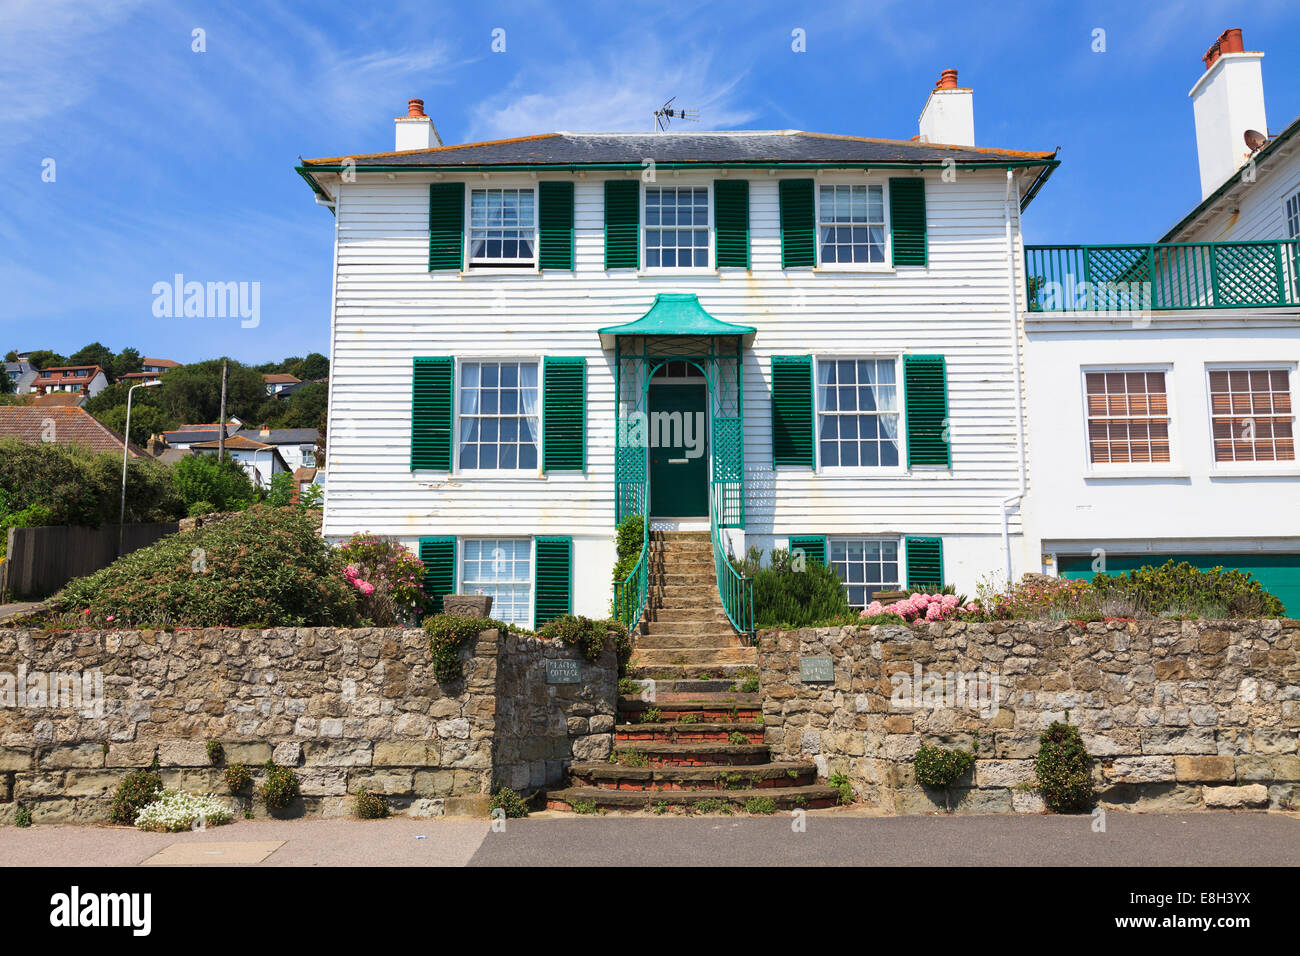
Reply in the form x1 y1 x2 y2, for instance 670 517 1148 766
0 603 40 625
1 810 1296 866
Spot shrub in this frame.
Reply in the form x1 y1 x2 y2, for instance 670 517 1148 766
489 787 530 819
260 761 299 812
1091 561 1285 619
862 591 973 623
224 763 253 794
610 514 646 620
186 500 216 518
134 790 233 832
735 547 853 629
537 614 613 663
110 765 163 825
171 453 257 514
0 504 53 559
353 788 390 820
265 472 295 508
205 740 224 765
1035 721 1095 813
913 745 975 790
50 506 360 629
335 533 429 625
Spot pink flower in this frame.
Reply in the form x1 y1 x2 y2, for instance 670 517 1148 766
106 615 115 622
925 604 942 621
82 609 91 615
358 582 375 596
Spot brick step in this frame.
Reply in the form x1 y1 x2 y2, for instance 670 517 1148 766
545 785 841 813
620 696 761 721
571 761 818 790
634 632 749 650
615 721 765 743
622 678 739 695
626 663 759 681
609 741 772 766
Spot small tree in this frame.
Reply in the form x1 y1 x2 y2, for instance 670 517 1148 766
1035 721 1095 813
172 454 257 513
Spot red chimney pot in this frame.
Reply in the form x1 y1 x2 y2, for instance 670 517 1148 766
936 69 959 90
407 98 426 118
1203 28 1244 71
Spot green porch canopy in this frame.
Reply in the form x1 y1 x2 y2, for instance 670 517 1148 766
598 293 756 350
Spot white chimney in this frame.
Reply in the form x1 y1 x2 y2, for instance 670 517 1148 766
918 69 974 147
395 98 442 151
1190 28 1267 199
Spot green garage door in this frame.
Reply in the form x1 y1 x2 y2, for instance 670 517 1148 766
1058 552 1300 617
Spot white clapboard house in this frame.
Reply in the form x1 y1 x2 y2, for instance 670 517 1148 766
1021 28 1300 614
297 70 1058 641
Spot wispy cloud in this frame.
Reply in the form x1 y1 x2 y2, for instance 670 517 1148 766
465 45 758 140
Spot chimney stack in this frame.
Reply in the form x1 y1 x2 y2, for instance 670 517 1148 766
918 69 974 147
395 97 442 151
1190 28 1267 198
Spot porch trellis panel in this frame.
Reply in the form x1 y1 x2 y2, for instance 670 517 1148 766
1024 240 1300 313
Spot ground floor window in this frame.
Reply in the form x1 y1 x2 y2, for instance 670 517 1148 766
462 538 532 625
828 537 900 609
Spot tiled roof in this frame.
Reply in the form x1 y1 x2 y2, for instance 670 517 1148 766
32 393 85 407
189 435 272 451
262 373 301 384
141 357 180 368
231 427 319 445
303 130 1057 169
0 406 143 455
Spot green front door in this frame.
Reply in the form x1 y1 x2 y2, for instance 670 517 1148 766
648 382 709 517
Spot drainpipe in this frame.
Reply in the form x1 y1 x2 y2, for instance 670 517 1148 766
1000 168 1028 585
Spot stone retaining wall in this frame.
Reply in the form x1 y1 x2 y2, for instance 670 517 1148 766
759 620 1300 813
0 626 616 823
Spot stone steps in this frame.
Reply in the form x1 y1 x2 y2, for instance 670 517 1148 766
619 695 762 722
615 721 765 743
634 631 749 649
630 646 758 667
625 663 758 680
608 740 772 765
570 761 819 790
545 785 841 812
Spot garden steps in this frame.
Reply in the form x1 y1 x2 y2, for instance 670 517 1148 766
630 646 756 667
619 695 762 720
569 760 819 789
545 785 841 812
608 740 771 765
635 631 749 649
624 663 758 680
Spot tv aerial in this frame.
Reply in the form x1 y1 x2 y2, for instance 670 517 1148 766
653 97 699 132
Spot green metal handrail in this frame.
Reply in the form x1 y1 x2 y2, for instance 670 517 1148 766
1025 239 1300 313
612 479 648 634
710 480 754 643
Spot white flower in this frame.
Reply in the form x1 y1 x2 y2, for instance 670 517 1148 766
134 789 235 832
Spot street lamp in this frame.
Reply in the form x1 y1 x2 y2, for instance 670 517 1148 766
119 380 162 556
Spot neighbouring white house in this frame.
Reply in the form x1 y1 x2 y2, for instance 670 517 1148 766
1021 27 1300 614
298 75 1059 632
263 373 301 395
230 425 319 469
31 364 109 399
189 434 290 488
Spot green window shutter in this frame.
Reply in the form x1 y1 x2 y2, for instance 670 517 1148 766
538 181 574 270
903 354 950 467
534 536 573 627
789 535 827 567
778 179 816 268
604 180 639 269
411 356 454 471
428 182 464 271
889 177 927 266
905 536 944 590
543 356 586 471
771 355 814 468
714 179 750 268
419 536 456 614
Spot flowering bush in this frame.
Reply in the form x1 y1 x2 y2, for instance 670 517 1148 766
134 790 234 832
861 592 973 623
335 534 429 626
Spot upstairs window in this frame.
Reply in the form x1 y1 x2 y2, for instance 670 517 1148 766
1084 370 1171 464
458 361 539 470
468 188 536 266
1209 367 1295 463
817 358 900 467
819 184 885 265
1286 189 1300 239
645 186 709 268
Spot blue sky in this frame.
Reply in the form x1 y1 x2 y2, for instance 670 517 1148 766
2 0 1297 364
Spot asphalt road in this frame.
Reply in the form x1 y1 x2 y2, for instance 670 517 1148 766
1 810 1296 866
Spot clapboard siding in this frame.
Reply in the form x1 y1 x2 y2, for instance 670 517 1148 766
322 172 1025 541
1171 152 1300 242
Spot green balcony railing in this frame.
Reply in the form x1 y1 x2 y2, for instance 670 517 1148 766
1025 240 1300 313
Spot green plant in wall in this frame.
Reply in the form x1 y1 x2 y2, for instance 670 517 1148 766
490 787 530 819
224 762 253 795
205 740 224 765
537 614 627 666
828 771 854 806
260 760 300 812
109 762 163 825
1034 721 1096 813
743 797 777 815
14 805 32 828
353 787 390 820
610 513 645 605
913 744 976 811
423 614 497 683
